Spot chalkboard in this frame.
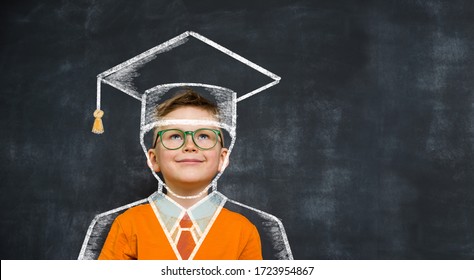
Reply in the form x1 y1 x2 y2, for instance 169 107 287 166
1 0 473 260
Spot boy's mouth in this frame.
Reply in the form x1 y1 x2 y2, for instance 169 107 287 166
176 158 204 163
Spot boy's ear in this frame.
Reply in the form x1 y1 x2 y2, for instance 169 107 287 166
147 149 161 172
218 148 229 172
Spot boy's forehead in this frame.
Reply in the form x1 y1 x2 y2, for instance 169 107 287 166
161 106 218 119
155 119 224 130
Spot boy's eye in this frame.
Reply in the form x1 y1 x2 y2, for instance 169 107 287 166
168 133 183 141
196 133 210 140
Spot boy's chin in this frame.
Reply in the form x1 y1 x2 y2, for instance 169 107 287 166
166 178 214 192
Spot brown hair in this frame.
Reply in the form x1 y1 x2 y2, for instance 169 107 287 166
156 88 219 118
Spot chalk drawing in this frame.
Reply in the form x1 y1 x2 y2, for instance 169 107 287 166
80 31 292 260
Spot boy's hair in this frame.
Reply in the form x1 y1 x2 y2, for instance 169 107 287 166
156 88 219 118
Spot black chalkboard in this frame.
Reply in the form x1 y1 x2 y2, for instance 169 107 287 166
1 0 473 260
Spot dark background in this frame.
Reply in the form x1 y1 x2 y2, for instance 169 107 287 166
1 0 473 260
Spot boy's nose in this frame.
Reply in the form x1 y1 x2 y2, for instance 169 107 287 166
183 135 198 152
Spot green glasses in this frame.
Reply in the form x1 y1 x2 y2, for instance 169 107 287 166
153 128 223 150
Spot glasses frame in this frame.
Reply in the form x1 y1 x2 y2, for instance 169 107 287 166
153 128 223 150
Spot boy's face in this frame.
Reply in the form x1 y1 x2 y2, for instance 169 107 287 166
147 106 229 195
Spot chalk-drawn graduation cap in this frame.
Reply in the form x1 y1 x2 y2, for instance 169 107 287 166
92 31 281 189
82 31 293 260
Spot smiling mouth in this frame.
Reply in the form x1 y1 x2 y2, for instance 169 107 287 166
177 159 203 163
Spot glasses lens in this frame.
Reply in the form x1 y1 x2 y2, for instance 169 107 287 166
193 129 218 149
161 130 185 150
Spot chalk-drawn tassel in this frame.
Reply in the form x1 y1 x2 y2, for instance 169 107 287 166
92 109 104 134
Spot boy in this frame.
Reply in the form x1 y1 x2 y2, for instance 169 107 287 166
98 89 262 260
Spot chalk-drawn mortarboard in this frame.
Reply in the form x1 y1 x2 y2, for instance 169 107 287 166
91 31 281 191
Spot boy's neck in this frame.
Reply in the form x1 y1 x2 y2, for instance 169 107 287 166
167 192 208 209
164 183 211 209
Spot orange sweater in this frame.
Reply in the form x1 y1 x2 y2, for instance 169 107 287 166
99 203 262 260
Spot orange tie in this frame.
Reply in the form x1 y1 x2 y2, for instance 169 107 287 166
176 213 196 260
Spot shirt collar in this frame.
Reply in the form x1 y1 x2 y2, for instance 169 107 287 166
148 191 227 234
